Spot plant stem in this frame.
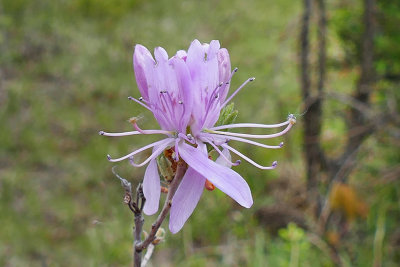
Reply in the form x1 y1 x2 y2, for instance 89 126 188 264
133 161 187 267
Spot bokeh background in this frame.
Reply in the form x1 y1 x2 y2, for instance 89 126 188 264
1 0 399 266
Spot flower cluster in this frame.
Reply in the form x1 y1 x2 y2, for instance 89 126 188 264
100 40 295 233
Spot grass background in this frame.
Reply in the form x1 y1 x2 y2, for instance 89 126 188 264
1 0 399 266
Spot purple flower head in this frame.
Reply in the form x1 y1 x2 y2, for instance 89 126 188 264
100 40 296 234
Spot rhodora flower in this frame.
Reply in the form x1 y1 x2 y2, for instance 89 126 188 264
100 40 295 234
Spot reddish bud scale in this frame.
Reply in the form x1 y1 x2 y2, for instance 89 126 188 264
205 179 216 191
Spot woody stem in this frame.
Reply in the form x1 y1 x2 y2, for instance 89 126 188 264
133 162 188 267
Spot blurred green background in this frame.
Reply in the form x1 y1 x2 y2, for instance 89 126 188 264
1 0 399 266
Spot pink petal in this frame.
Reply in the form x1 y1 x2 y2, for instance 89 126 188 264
143 159 161 215
169 56 193 132
178 142 253 208
133 44 155 100
217 48 231 102
169 168 205 233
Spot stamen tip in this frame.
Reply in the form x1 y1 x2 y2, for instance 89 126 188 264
107 154 112 161
128 96 133 100
99 131 105 135
249 77 255 81
234 67 238 72
288 114 297 124
272 161 278 168
234 159 241 166
279 142 284 148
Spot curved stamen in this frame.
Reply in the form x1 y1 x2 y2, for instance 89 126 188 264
99 130 141 137
210 120 290 131
128 141 172 167
218 67 238 100
128 96 151 111
201 132 284 149
221 77 255 108
205 122 294 139
222 144 277 170
131 119 173 136
206 139 241 166
107 138 174 162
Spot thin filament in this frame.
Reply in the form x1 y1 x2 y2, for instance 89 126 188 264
128 141 171 167
206 139 240 166
206 123 293 139
210 120 290 131
99 130 141 137
202 133 283 149
222 144 277 170
107 138 173 162
128 96 151 111
221 77 255 108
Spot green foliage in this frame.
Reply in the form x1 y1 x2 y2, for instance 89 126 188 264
215 103 239 129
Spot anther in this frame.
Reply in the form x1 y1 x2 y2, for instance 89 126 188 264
99 131 105 135
107 155 112 161
233 160 241 166
288 114 296 125
219 82 224 87
178 100 183 104
272 161 278 167
249 77 255 81
187 134 193 140
233 67 238 72
139 97 143 101
128 96 134 100
225 81 230 85
279 142 284 148
129 117 139 124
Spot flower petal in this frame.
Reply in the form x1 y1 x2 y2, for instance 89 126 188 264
217 48 231 102
143 158 161 215
133 44 155 100
169 167 205 233
169 56 193 132
178 142 253 208
215 147 233 168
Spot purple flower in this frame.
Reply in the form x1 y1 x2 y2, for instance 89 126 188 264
100 40 295 234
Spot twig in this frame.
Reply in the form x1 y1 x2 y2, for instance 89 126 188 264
135 162 187 252
133 184 145 267
130 161 187 267
141 244 155 267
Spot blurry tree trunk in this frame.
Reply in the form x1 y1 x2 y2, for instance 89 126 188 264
333 0 376 183
300 0 327 215
317 0 376 235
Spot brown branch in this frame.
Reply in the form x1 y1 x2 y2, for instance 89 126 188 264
300 0 328 216
334 0 376 183
133 184 145 267
134 161 188 262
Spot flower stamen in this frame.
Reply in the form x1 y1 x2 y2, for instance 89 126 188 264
128 96 151 111
221 77 255 108
107 138 174 162
222 144 278 170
